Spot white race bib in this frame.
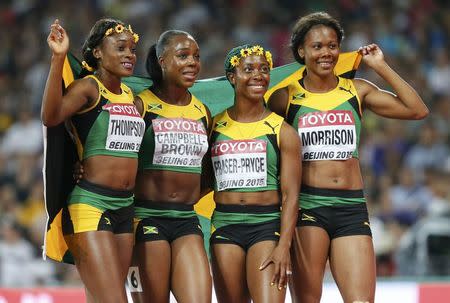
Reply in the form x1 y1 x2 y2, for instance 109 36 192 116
152 118 208 167
298 110 356 161
211 139 267 191
104 103 145 152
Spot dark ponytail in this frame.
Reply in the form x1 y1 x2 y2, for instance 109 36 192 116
145 30 193 86
145 44 163 85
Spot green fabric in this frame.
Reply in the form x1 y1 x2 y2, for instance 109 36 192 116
300 192 366 209
134 206 197 219
67 184 134 210
67 52 304 116
211 210 280 230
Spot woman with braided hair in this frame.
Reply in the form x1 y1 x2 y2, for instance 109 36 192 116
209 44 301 303
42 18 142 302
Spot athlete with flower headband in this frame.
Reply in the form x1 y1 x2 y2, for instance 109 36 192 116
208 44 301 302
42 18 142 302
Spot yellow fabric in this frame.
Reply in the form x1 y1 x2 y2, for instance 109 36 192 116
62 56 75 88
44 210 68 262
44 52 361 263
287 77 362 112
194 191 215 219
211 111 284 142
265 51 362 100
67 203 104 233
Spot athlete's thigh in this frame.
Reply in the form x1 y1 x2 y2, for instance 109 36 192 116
211 243 250 303
114 232 134 278
330 235 376 303
65 231 128 303
132 240 171 303
170 234 211 303
246 241 286 303
290 226 330 303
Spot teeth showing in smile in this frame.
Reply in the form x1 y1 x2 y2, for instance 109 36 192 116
123 62 133 68
318 62 332 67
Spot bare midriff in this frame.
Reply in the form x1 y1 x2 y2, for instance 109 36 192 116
83 155 138 191
134 170 201 204
302 158 364 189
214 190 280 206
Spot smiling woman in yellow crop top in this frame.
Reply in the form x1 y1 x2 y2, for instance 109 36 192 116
130 30 212 303
42 18 142 303
208 44 301 303
268 11 429 303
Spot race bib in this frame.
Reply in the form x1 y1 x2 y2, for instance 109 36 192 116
211 139 267 191
104 103 145 152
152 118 208 167
298 110 356 161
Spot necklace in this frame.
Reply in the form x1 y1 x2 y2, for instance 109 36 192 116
229 106 267 138
230 105 266 123
152 86 190 106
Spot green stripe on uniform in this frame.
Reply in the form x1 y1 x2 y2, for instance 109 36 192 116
212 210 280 230
300 192 365 209
67 185 133 211
134 207 197 219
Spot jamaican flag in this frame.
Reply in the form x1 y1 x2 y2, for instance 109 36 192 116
43 52 361 263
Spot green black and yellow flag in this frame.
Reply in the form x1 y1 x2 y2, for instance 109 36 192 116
43 52 361 263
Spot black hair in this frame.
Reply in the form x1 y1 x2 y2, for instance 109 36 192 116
290 12 344 64
145 30 192 86
80 18 126 76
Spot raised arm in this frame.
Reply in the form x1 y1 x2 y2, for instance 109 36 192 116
41 20 94 126
260 121 301 289
267 87 289 117
355 43 429 120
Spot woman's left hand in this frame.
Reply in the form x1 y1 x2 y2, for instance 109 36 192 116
259 245 292 290
359 43 385 68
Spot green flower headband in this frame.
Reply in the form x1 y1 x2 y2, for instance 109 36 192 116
224 44 273 73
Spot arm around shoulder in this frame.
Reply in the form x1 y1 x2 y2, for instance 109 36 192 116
267 87 289 117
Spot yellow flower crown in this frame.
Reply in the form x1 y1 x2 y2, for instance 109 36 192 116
229 45 273 69
104 24 139 43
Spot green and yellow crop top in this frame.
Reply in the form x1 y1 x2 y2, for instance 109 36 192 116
210 110 284 192
138 88 210 174
285 76 362 161
70 75 145 160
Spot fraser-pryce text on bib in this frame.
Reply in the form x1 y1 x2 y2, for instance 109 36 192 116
104 103 145 152
152 118 208 167
298 110 356 161
211 139 267 191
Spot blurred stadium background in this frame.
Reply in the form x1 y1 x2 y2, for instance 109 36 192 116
0 0 449 302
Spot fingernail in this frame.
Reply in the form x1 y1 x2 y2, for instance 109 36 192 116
270 282 274 286
278 286 282 291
